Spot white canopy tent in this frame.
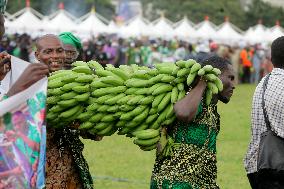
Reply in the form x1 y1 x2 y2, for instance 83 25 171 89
7 7 43 35
267 25 284 42
107 20 121 34
77 9 109 36
244 23 269 44
216 20 243 44
119 15 151 37
38 16 54 34
195 18 217 40
174 16 196 41
4 12 14 34
151 16 175 39
48 8 77 33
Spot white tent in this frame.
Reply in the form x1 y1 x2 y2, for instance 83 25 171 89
243 27 254 40
4 12 14 34
151 16 174 38
244 23 269 44
120 15 151 37
107 20 120 34
8 7 43 34
77 9 109 35
32 16 56 36
216 20 243 44
48 9 77 33
195 18 217 40
174 16 196 41
267 25 284 42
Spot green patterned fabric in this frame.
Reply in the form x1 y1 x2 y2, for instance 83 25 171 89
151 101 220 189
55 128 94 189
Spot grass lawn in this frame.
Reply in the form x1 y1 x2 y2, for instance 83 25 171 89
83 84 256 189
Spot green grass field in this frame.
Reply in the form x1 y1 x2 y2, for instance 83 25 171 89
83 84 256 189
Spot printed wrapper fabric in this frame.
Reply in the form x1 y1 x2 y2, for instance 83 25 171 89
0 77 47 189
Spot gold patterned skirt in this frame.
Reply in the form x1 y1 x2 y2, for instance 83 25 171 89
151 143 219 189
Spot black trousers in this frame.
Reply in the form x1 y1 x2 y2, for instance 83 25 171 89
248 172 284 189
242 66 251 83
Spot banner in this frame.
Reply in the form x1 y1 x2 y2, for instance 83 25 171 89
0 75 47 189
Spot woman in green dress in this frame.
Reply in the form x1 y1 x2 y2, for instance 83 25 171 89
151 56 236 189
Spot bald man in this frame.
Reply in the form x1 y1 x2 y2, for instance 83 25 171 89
35 34 65 72
35 34 94 189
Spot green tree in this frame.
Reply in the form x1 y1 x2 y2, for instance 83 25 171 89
142 0 284 30
244 0 284 28
6 0 114 19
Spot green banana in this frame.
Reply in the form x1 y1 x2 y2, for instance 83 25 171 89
88 60 104 70
86 103 100 111
146 113 159 124
97 105 110 112
177 90 186 101
171 87 179 103
152 84 173 96
134 135 160 146
59 105 82 118
177 68 190 78
57 99 78 108
205 89 213 106
77 111 93 122
73 85 90 93
177 83 184 91
140 143 157 151
74 93 90 102
60 91 78 100
197 68 205 76
133 129 160 140
207 82 218 94
203 65 214 72
78 122 93 130
105 93 126 105
72 66 93 75
190 63 201 74
133 107 149 122
215 77 223 92
152 93 166 108
89 113 104 123
72 61 87 67
101 115 116 122
61 82 83 92
204 74 217 82
47 96 60 105
75 74 93 83
187 72 197 86
185 59 196 68
157 92 171 112
138 96 155 105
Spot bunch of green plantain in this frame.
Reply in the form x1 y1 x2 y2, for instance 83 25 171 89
46 61 96 128
46 59 224 152
132 129 160 151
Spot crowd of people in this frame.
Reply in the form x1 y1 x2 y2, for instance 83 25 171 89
0 33 273 84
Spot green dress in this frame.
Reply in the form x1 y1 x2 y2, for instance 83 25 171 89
150 101 220 189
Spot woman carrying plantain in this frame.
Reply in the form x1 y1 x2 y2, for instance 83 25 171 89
150 56 235 189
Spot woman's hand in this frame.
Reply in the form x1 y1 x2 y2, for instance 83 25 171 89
7 63 49 97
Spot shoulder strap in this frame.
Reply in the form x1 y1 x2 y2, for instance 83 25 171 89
261 74 271 131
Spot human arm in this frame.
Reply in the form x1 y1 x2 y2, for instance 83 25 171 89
173 79 206 123
0 51 11 81
6 63 49 97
